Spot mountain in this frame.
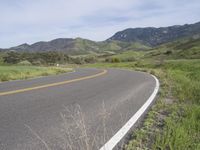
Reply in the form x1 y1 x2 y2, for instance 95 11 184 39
2 21 200 55
7 38 100 55
108 22 200 46
10 38 75 52
6 38 149 55
144 35 200 60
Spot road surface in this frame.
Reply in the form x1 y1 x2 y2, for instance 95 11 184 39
0 68 158 150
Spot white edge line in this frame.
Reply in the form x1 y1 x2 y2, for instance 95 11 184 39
100 75 160 150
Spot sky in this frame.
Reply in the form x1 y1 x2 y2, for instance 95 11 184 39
0 0 200 48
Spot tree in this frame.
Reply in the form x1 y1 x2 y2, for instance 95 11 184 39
84 56 97 63
3 51 21 64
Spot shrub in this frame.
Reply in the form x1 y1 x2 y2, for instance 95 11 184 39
105 58 111 62
111 57 120 63
18 60 32 66
84 56 97 63
165 50 173 55
32 60 43 66
0 74 10 81
72 57 85 64
3 51 21 64
105 57 121 63
122 57 136 62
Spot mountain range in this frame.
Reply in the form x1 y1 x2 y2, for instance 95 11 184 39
1 21 200 55
108 22 200 46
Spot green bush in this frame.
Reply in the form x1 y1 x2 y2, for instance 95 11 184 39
0 73 10 81
84 56 97 63
72 57 85 64
105 57 121 63
121 57 136 62
18 60 32 66
3 51 21 64
2 51 71 65
112 57 120 63
32 60 43 66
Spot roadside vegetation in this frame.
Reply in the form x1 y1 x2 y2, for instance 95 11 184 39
0 65 72 82
123 59 200 150
0 36 199 149
85 59 200 150
0 51 76 82
0 51 73 82
0 51 100 65
84 38 200 150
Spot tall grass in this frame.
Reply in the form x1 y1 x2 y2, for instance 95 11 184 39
153 104 200 150
24 102 117 150
85 59 200 150
153 60 200 150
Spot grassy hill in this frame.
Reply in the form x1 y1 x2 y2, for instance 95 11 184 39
144 37 200 60
4 38 150 55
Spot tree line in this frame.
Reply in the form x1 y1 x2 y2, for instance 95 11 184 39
1 51 97 65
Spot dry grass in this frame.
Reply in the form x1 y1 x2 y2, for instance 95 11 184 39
23 102 120 150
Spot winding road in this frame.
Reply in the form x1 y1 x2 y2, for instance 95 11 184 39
0 68 159 150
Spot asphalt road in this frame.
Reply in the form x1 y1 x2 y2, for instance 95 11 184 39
0 68 157 150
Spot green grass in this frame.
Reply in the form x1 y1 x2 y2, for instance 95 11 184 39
124 42 151 50
145 38 200 60
84 62 136 68
109 50 145 61
151 60 200 150
83 59 200 150
153 104 200 150
164 60 200 103
0 65 73 82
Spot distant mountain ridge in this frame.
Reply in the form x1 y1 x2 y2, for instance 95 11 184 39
6 38 102 55
4 38 150 55
10 38 74 52
1 21 200 54
108 22 200 46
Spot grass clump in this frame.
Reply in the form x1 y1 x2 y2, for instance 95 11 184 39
153 104 200 150
18 60 32 66
151 60 200 150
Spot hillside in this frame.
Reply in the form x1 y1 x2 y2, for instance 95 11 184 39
4 38 149 55
108 22 200 46
1 21 200 55
144 37 200 59
9 38 97 55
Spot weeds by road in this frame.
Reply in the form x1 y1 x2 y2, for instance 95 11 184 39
0 65 72 82
84 59 200 150
24 102 122 150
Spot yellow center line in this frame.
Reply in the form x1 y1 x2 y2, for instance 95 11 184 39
0 69 108 96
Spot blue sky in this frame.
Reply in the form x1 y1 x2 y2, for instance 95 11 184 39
0 0 200 48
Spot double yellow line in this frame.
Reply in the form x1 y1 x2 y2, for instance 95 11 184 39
0 69 107 96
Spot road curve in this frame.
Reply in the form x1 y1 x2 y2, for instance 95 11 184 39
0 68 158 150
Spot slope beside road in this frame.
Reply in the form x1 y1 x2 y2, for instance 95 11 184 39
0 68 158 150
